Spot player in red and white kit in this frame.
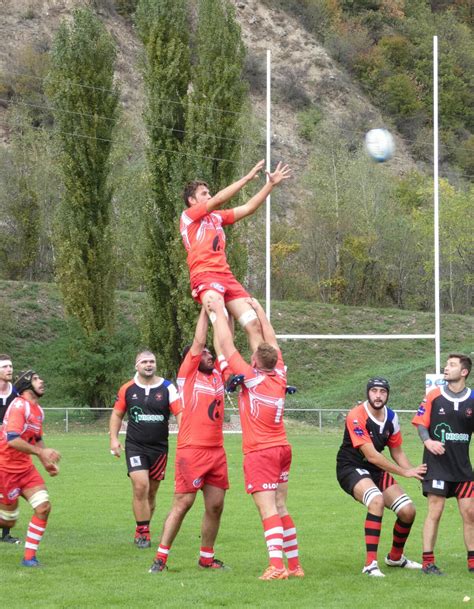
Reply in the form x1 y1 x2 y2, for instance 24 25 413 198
0 369 61 567
149 308 229 573
209 297 304 580
181 160 291 353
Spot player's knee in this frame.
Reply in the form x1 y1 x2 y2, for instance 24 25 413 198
462 505 474 525
362 486 383 513
0 507 19 526
391 494 415 522
206 501 224 518
132 480 149 499
173 495 194 516
34 501 51 520
238 309 259 332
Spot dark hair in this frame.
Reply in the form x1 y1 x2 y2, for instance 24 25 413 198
181 344 192 362
183 180 209 207
0 354 11 361
448 353 472 378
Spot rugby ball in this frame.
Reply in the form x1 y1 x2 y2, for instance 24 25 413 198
364 128 395 162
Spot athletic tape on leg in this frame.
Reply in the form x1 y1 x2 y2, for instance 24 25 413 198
28 489 49 509
237 309 258 328
362 486 383 508
390 494 412 514
0 508 19 521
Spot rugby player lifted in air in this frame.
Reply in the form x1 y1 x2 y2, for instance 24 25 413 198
412 353 474 575
150 308 229 573
337 377 426 577
0 370 61 567
110 351 182 548
209 297 304 580
180 160 291 353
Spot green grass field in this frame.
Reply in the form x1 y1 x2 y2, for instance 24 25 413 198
1 429 472 608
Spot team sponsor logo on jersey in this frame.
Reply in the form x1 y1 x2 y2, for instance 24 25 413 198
154 392 163 402
438 407 446 415
353 425 365 437
210 282 225 293
129 405 164 424
130 456 142 467
417 402 426 416
208 399 221 421
8 487 21 500
193 477 203 488
132 393 138 400
466 408 473 418
434 423 469 444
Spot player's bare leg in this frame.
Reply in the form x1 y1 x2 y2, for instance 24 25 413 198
21 485 51 567
251 490 287 579
226 297 264 353
130 470 156 548
422 493 445 574
148 478 160 520
382 484 421 570
353 478 385 576
457 496 474 571
198 485 226 569
275 482 304 577
150 493 196 572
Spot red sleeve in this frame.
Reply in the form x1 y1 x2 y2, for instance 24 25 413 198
182 201 209 223
411 389 437 428
5 399 27 434
215 209 235 226
387 431 403 448
228 351 256 380
178 350 200 380
346 406 372 449
113 381 132 414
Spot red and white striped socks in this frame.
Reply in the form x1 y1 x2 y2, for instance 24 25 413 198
262 514 284 569
23 515 47 561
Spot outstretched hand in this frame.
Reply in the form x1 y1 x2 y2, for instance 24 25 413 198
246 159 265 182
267 161 292 185
405 463 427 481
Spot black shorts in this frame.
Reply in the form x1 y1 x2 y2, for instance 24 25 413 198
125 444 168 480
337 463 396 497
422 479 473 498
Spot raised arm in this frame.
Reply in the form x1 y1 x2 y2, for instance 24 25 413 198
206 160 265 212
208 300 237 362
246 298 278 349
232 162 292 222
190 307 209 356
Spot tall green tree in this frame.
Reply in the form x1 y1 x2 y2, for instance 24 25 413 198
135 0 191 376
175 0 249 347
47 8 119 408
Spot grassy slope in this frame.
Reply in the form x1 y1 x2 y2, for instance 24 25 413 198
0 279 472 408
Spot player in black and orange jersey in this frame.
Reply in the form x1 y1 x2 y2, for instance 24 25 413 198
0 354 20 544
109 351 182 548
412 353 474 575
0 369 61 567
180 160 291 353
209 297 304 581
150 308 229 573
337 377 426 577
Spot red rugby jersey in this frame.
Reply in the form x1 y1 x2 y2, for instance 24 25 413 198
0 397 44 473
180 201 235 283
227 350 289 454
176 352 225 449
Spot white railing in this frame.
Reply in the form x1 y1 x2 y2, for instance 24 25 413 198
42 407 417 433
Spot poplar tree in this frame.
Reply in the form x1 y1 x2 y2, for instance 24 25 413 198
48 8 119 408
135 0 191 375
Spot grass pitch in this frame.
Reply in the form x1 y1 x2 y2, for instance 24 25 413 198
1 430 472 608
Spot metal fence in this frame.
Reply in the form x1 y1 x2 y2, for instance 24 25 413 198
41 407 418 434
